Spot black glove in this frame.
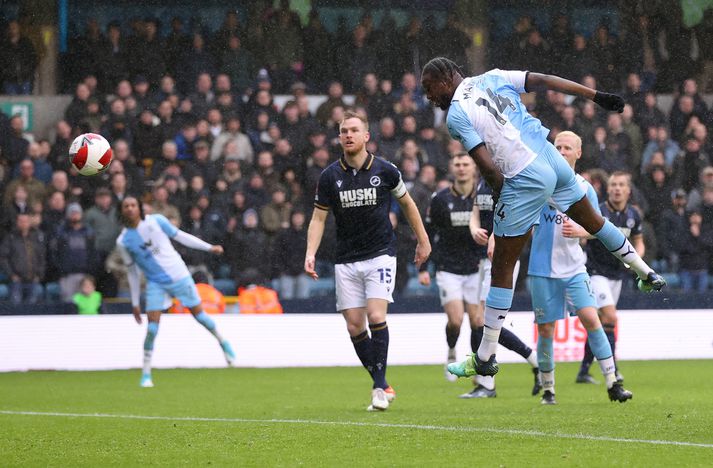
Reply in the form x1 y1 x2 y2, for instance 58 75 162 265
593 91 625 113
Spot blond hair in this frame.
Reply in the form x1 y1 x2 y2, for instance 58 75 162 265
554 130 582 150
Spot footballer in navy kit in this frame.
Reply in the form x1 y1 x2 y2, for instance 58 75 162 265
577 171 644 384
305 110 430 412
419 153 541 398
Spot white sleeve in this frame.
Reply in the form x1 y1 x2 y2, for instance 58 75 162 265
117 243 142 307
172 230 213 251
493 69 528 93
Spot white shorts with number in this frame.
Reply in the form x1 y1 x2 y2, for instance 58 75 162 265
590 275 622 309
335 255 396 311
436 271 480 306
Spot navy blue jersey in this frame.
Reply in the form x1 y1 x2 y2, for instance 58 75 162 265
425 185 481 275
475 178 495 239
586 201 642 279
315 153 406 264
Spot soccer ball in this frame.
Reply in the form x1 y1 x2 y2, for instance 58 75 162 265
69 133 113 176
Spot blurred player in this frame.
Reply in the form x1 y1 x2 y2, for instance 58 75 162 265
116 196 235 388
575 172 644 385
419 153 540 398
528 131 632 404
420 57 665 379
305 111 430 412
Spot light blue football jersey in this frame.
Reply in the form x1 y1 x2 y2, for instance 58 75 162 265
446 69 551 178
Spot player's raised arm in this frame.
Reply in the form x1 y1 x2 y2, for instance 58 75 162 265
395 192 431 268
525 72 624 113
305 207 327 280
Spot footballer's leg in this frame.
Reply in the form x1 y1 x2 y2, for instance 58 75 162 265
537 322 557 405
180 275 236 366
565 199 665 291
460 301 496 398
439 271 466 382
578 306 632 402
141 310 161 388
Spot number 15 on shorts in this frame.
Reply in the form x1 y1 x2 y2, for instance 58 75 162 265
377 268 393 284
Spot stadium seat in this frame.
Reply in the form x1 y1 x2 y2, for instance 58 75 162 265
0 284 8 300
213 279 236 296
45 282 61 301
309 278 335 297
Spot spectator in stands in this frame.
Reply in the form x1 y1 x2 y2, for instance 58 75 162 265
699 184 713 260
657 188 689 273
100 98 132 143
25 142 52 184
590 24 621 91
236 268 283 314
279 100 308 155
174 122 198 162
0 212 45 303
261 185 291 235
164 17 190 77
640 163 675 229
670 95 699 143
219 35 255 95
177 33 216 94
254 150 280 191
679 212 709 292
65 83 91 128
265 9 304 92
133 109 163 161
272 210 310 299
52 203 97 302
635 92 667 134
316 81 346 126
84 187 121 296
4 159 45 207
42 190 65 233
211 115 253 164
0 20 38 95
687 166 713 212
228 208 270 283
621 104 644 172
641 125 681 175
99 21 128 93
673 137 711 193
49 120 73 170
73 275 102 314
129 18 165 87
111 139 144 191
373 117 400 162
150 185 181 226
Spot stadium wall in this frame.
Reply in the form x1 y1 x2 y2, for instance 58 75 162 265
2 310 712 372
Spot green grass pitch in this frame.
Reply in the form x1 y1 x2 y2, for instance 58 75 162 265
2 360 713 466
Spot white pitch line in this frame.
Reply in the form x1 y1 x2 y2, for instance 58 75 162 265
2 410 712 449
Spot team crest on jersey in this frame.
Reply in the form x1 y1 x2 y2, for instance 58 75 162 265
448 202 454 210
370 176 381 187
626 218 635 228
336 180 342 188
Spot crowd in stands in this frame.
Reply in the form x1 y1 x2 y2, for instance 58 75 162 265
1 5 713 306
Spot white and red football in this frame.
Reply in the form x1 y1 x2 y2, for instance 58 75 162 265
68 133 113 176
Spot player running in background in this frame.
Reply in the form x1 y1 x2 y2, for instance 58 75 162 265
419 152 540 398
305 110 430 412
574 171 644 385
528 131 632 404
116 196 235 388
420 57 665 379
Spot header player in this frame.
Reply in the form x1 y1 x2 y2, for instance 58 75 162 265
420 57 665 379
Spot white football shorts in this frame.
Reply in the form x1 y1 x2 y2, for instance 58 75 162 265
335 255 396 311
590 274 623 309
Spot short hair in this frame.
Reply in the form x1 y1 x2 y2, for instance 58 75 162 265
421 57 465 80
554 130 582 150
340 110 369 131
609 170 632 186
450 151 471 160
